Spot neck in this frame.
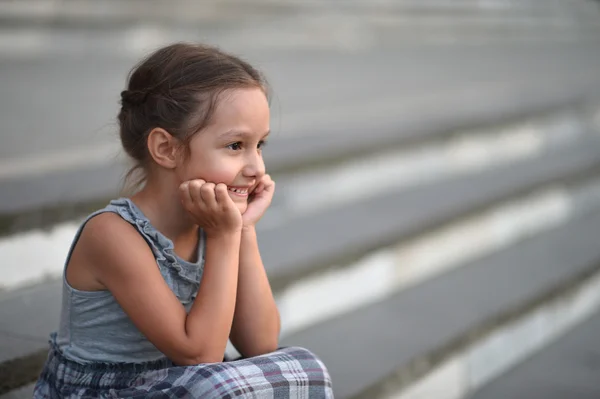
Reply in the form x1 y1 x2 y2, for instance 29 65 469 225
130 173 197 245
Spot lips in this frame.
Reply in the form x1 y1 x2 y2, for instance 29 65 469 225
227 185 252 198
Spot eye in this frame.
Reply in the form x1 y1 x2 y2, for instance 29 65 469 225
258 140 268 149
227 142 242 151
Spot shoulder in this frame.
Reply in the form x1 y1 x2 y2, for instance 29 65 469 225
81 211 140 247
77 212 155 276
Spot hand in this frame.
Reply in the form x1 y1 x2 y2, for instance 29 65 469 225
179 180 243 237
242 174 275 228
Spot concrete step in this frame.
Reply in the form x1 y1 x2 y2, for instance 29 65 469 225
469 306 600 399
1 0 600 54
282 208 600 398
0 21 598 60
2 0 599 27
265 134 600 289
0 384 33 399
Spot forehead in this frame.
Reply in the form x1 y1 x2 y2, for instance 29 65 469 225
210 88 270 132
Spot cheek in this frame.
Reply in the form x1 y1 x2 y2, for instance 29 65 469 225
200 169 236 184
182 154 238 184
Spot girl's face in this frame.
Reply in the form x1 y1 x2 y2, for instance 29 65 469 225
177 88 270 215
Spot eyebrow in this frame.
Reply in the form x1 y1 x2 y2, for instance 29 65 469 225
220 129 270 140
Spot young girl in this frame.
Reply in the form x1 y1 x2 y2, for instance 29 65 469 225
34 43 333 398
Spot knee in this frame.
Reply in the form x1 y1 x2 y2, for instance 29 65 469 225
280 346 329 370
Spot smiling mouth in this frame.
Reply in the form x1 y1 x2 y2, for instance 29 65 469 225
228 186 250 197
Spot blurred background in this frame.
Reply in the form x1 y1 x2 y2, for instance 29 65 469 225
2 0 600 398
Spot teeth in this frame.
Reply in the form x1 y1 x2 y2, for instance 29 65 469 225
228 187 248 194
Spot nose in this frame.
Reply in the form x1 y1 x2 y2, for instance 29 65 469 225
243 150 265 179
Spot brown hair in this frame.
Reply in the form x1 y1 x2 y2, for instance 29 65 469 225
118 42 269 191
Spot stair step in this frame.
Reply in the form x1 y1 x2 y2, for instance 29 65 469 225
0 383 34 399
281 209 600 398
470 307 600 399
263 134 600 290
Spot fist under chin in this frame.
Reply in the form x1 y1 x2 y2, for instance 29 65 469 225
225 191 248 213
234 201 248 214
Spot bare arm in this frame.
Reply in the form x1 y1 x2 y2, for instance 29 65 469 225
83 182 243 365
229 226 280 357
81 213 240 365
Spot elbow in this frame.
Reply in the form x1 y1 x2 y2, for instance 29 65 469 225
170 343 227 366
174 355 223 366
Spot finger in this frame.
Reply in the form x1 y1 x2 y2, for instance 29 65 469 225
255 177 274 196
262 175 275 192
265 180 275 195
200 182 217 207
215 183 232 207
188 180 205 206
254 182 265 195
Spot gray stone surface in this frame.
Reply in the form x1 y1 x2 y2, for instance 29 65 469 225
0 383 34 399
281 210 600 398
469 308 600 399
0 280 60 363
0 280 62 338
3 0 600 45
4 0 597 24
261 135 600 287
0 334 47 365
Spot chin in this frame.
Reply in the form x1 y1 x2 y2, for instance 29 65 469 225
237 203 248 214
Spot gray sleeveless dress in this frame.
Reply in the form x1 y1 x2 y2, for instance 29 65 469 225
33 198 333 398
